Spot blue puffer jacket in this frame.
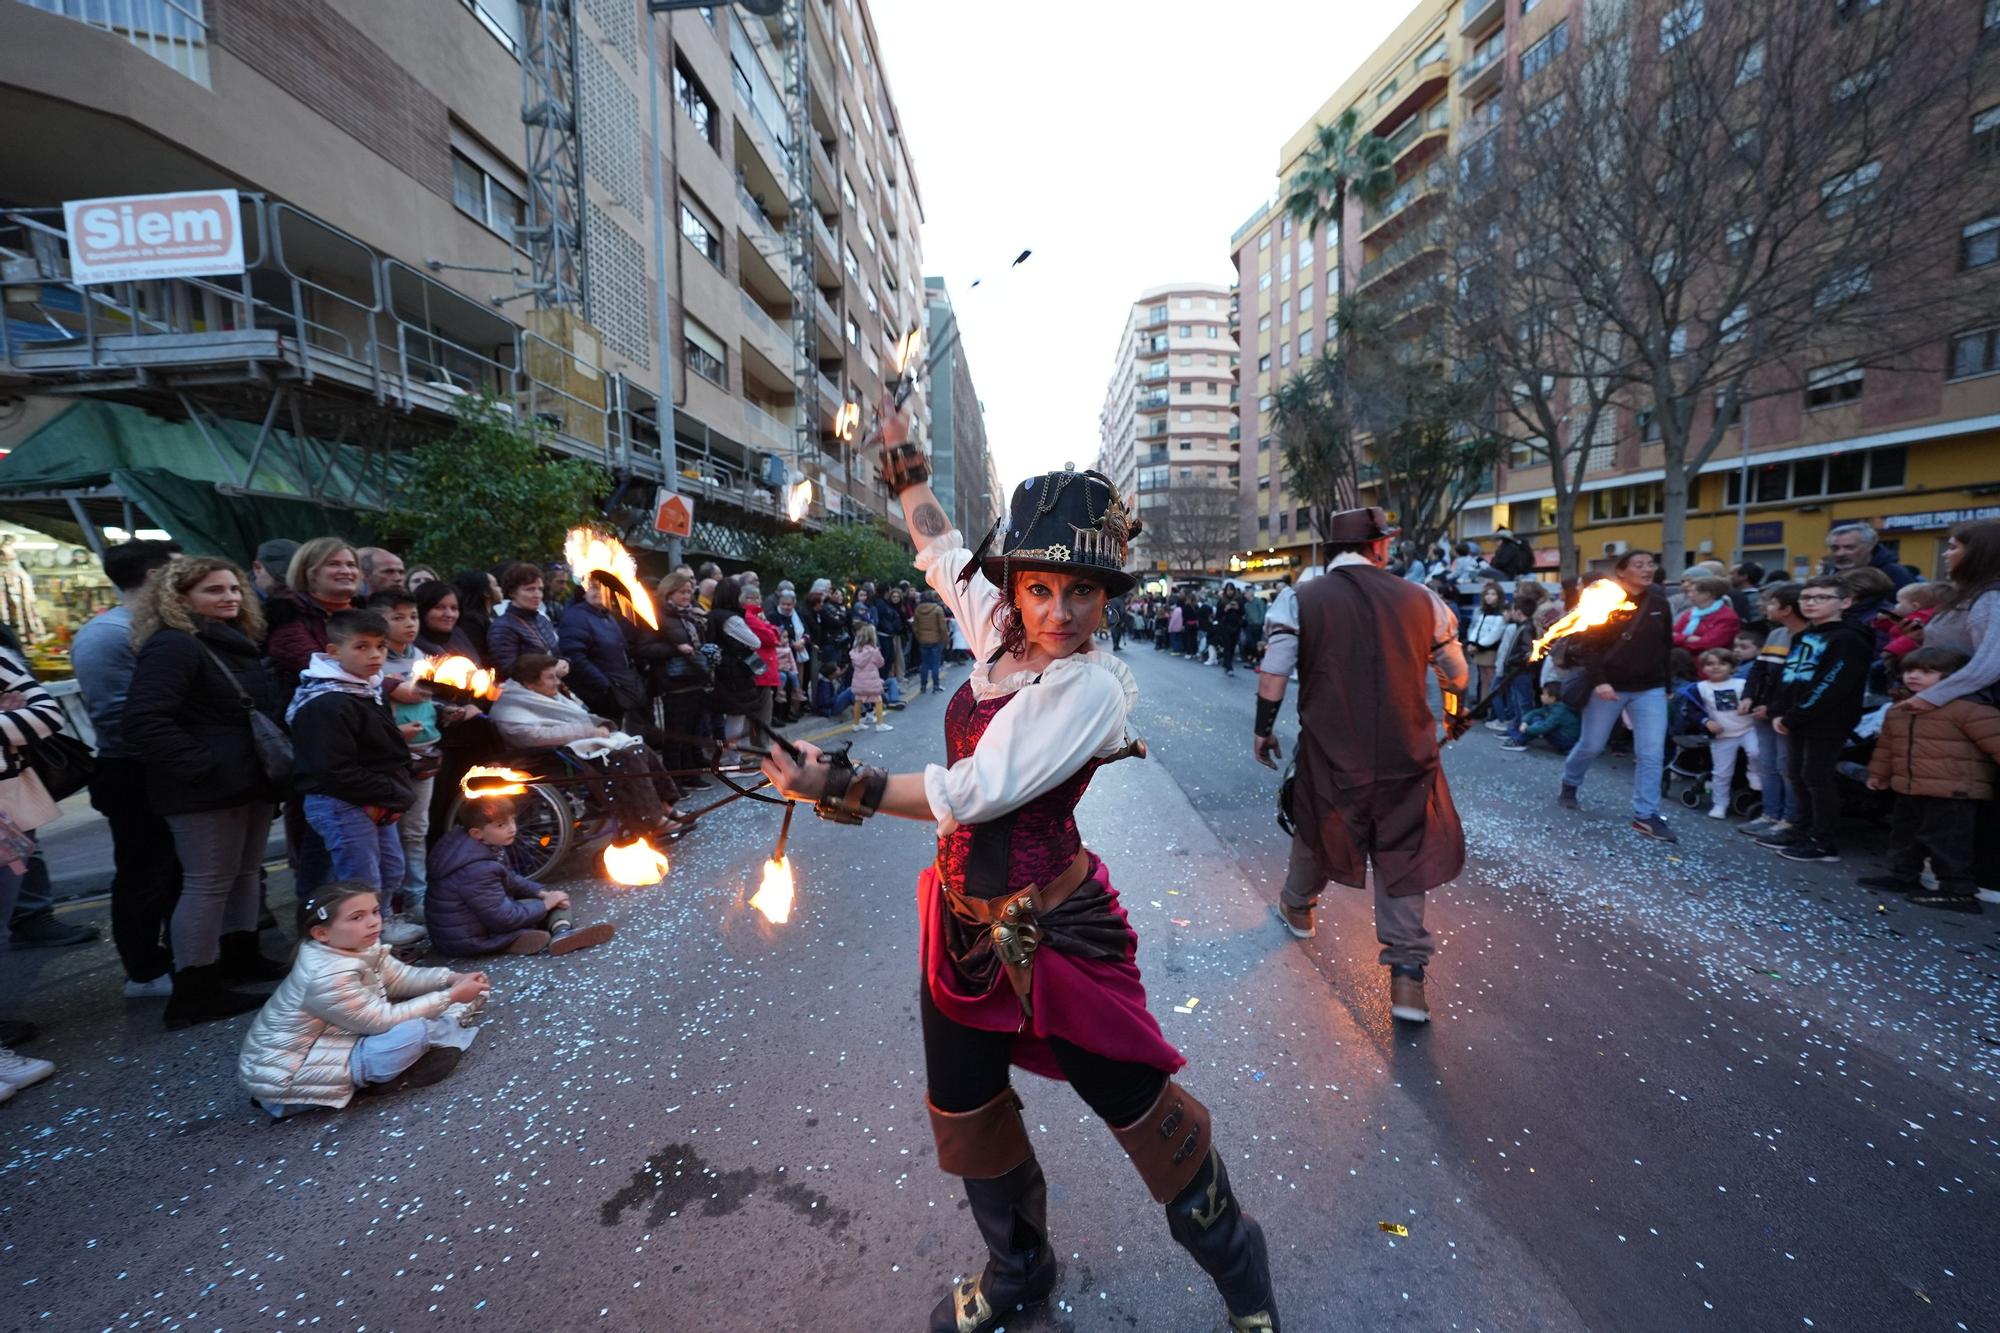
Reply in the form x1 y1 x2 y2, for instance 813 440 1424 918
487 605 562 678
558 600 643 715
425 827 550 955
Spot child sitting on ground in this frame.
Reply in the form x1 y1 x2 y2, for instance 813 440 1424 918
239 882 489 1118
1861 646 2000 913
1502 683 1582 753
427 795 616 956
848 623 891 732
1694 648 1761 819
288 610 418 913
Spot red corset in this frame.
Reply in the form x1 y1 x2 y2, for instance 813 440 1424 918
936 678 1102 899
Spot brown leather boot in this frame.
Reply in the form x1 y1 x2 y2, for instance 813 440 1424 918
927 1090 1054 1333
1271 902 1315 939
1389 968 1430 1023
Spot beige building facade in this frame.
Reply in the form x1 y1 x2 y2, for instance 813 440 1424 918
0 0 929 566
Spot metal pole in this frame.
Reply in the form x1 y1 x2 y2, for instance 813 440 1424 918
643 6 684 567
1731 383 1751 566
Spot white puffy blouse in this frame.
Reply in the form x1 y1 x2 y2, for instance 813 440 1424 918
914 529 1138 837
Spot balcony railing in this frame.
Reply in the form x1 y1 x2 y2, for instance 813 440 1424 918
1358 220 1447 287
1138 390 1171 410
739 291 793 350
743 398 795 446
1460 0 1503 36
1363 165 1447 233
1458 35 1505 88
21 0 210 84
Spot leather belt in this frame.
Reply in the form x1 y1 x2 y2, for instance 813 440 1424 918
942 849 1092 1021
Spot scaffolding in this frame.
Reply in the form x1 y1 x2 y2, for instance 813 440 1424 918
520 0 587 314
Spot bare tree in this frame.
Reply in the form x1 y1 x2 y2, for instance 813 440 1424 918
1152 479 1240 577
1456 0 1987 572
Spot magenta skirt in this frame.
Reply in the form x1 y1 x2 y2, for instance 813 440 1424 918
917 852 1186 1083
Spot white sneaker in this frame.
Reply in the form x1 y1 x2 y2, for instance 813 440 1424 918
1978 888 2000 905
1707 807 1728 820
874 722 894 732
123 974 174 999
380 915 428 948
0 1046 54 1093
1484 719 1510 732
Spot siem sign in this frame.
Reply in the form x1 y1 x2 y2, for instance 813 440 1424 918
62 189 245 285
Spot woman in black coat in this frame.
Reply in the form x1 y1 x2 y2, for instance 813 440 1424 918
123 556 286 1029
633 572 711 783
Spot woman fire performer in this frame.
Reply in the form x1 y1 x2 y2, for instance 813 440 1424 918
759 405 1278 1333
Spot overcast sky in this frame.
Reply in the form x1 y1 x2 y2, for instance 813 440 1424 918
868 0 1408 488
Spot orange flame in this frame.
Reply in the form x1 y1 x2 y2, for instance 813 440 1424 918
1530 579 1637 661
461 766 534 799
602 836 670 886
786 478 813 522
411 654 500 701
749 855 795 924
893 326 922 374
834 401 861 441
565 528 659 630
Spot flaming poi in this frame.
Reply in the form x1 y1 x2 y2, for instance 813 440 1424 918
565 528 658 630
461 766 534 799
1530 579 1637 661
750 855 795 924
892 325 922 375
411 654 499 702
602 836 670 886
833 400 861 441
786 477 813 522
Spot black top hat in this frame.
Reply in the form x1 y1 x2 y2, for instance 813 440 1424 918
976 466 1137 597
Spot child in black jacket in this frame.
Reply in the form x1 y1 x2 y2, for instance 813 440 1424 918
288 610 418 896
1764 577 1875 863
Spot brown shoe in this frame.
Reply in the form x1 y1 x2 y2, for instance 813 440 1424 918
1389 971 1429 1024
503 929 553 955
549 921 617 955
1271 902 1315 939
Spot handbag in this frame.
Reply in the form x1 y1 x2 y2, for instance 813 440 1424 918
198 641 294 790
25 730 93 801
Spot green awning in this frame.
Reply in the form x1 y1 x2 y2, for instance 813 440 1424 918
0 400 409 560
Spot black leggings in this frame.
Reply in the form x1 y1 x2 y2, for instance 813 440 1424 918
920 981 1165 1127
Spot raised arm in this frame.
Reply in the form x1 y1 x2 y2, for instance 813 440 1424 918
877 398 1004 661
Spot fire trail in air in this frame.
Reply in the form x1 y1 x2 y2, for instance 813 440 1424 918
1530 580 1636 661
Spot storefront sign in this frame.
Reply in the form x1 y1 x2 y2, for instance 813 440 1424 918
652 490 694 538
1228 552 1297 573
63 190 244 285
1880 506 2000 533
1742 520 1784 544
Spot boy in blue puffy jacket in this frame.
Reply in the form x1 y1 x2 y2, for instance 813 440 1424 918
426 797 614 957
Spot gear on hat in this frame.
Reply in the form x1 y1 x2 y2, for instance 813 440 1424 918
970 467 1140 597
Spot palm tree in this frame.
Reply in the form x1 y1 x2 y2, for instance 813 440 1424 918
1281 108 1396 322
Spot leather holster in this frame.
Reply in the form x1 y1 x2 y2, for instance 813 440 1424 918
928 1087 1035 1179
1111 1079 1213 1204
943 850 1091 1020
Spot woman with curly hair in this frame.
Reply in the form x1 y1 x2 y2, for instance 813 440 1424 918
124 556 288 1029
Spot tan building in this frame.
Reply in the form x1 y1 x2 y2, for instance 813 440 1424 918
924 277 1002 539
1235 0 2000 583
1096 283 1239 583
0 0 926 588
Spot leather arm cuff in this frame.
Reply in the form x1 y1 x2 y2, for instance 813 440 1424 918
880 442 932 495
1253 696 1281 738
814 757 888 824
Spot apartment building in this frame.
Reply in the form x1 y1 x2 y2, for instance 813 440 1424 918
1233 0 2000 584
0 0 927 573
1096 283 1239 582
1230 0 1455 584
924 276 1001 539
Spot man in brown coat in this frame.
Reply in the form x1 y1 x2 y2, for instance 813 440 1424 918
1861 645 2000 912
1253 507 1468 1023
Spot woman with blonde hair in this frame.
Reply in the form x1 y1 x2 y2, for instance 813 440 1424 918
124 556 289 1029
266 536 363 698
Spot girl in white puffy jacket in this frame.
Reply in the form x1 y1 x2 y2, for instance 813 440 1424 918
238 883 490 1117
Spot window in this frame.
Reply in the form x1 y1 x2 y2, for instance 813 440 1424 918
1589 482 1667 522
1521 23 1569 80
1259 231 1271 251
1258 272 1272 292
1718 304 1749 344
1279 255 1292 281
450 150 525 238
1180 411 1193 423
1950 326 2000 378
1713 388 1741 431
1730 126 1762 164
1636 407 1662 442
1178 324 1192 337
860 223 877 253
1523 97 1564 145
1659 0 1703 51
845 316 858 346
675 59 717 148
1814 263 1872 309
1298 331 1314 357
1281 345 1292 367
1725 218 1756 259
1207 326 1219 339
1416 35 1447 68
1280 216 1293 239
1834 59 1888 110
1735 38 1765 84
1976 105 2000 158
843 244 860 280
1299 285 1314 311
1258 315 1271 333
1280 299 1291 324
1962 216 2000 270
1298 239 1313 269
1805 361 1863 408
1177 381 1190 393
679 197 721 265
1150 305 1169 324
836 30 853 76
1820 160 1881 218
684 317 726 386
1258 354 1271 372
841 174 857 210
1258 394 1276 411
1724 446 1905 505
1376 80 1400 108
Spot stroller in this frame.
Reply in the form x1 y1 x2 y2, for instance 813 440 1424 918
1665 680 1763 816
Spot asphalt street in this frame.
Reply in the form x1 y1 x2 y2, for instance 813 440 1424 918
0 643 1995 1333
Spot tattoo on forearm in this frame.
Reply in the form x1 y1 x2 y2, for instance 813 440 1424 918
912 502 949 537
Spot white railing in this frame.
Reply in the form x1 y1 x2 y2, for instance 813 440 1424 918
739 290 793 348
18 0 209 83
